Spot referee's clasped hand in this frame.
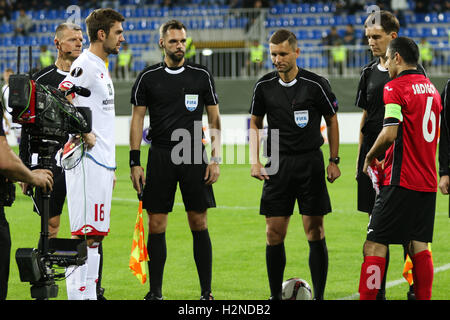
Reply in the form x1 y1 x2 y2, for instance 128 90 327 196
130 166 145 194
326 162 341 183
204 162 220 185
251 163 269 181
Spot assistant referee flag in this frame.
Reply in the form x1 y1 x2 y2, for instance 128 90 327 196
129 190 149 284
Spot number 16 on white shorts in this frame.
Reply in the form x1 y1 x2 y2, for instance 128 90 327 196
65 156 115 236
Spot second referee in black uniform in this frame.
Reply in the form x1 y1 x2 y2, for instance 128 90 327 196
249 29 341 300
129 20 221 300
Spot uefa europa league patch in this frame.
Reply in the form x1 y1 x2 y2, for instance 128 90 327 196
71 67 83 77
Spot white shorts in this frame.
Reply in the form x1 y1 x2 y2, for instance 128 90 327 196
65 156 114 236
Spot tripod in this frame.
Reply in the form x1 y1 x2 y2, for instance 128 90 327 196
27 140 63 299
17 140 87 300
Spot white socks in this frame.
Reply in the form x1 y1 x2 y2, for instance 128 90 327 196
66 243 100 300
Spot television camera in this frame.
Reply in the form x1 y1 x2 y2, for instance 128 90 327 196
10 46 92 299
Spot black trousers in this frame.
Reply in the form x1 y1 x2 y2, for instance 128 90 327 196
0 206 11 300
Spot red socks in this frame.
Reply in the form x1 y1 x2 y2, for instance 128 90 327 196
411 250 434 300
359 256 386 300
358 251 433 300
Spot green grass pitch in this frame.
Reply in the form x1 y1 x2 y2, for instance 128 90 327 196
4 144 450 300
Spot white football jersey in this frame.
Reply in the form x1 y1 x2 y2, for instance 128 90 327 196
60 49 116 169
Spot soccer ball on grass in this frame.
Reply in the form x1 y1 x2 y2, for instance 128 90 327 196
281 278 312 300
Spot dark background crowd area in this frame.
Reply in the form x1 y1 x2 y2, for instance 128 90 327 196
0 0 449 23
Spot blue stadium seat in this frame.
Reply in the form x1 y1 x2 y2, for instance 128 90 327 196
404 27 419 38
421 27 433 38
355 29 364 39
300 3 311 13
2 36 13 47
346 15 356 25
32 9 46 20
39 35 52 46
297 56 306 67
437 27 447 37
310 3 324 13
330 15 345 26
127 33 139 44
424 13 439 24
0 23 12 33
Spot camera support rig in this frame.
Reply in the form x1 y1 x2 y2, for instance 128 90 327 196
12 46 90 300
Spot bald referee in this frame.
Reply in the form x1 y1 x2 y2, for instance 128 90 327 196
130 20 221 300
249 29 340 300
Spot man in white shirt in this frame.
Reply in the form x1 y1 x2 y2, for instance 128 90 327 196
59 8 125 300
2 68 21 143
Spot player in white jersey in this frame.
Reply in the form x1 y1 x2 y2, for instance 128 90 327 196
59 8 125 300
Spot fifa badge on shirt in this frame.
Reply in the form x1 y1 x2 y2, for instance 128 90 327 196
294 110 308 128
185 94 199 112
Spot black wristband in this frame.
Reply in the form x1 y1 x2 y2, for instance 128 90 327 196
129 150 141 167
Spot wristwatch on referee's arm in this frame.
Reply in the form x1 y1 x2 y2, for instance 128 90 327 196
329 157 340 165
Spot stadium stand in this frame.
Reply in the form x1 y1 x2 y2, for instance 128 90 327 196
0 1 448 79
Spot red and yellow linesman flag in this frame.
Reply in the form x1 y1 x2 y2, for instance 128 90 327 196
402 243 432 285
129 190 149 284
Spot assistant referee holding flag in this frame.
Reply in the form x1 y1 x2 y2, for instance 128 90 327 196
249 29 341 300
130 19 221 300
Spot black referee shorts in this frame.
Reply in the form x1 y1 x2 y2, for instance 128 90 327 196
357 135 383 214
367 185 436 245
143 145 216 213
34 169 66 218
260 149 332 217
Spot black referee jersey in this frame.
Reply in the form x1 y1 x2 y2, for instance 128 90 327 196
438 79 450 177
33 64 69 87
355 59 427 138
249 67 338 155
131 62 218 148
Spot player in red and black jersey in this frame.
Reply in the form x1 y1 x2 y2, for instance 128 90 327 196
359 37 442 300
355 10 427 299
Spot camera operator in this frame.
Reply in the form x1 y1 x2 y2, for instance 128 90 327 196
19 22 107 300
0 102 53 300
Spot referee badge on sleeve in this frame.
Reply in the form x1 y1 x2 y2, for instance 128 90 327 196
294 110 309 128
185 94 199 112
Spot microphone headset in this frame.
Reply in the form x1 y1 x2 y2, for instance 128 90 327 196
56 40 72 55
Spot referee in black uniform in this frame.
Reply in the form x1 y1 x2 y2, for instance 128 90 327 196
438 80 450 195
249 29 340 300
355 10 426 300
129 20 221 300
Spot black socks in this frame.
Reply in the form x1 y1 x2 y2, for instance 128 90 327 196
266 242 286 299
192 229 212 296
147 232 167 297
308 238 328 300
